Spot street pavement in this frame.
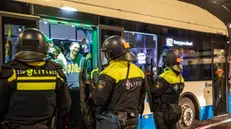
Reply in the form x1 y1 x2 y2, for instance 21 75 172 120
192 114 231 129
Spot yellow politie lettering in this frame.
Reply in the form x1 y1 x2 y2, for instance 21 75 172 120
27 69 33 76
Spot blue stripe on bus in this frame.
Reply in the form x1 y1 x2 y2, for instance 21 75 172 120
138 114 156 129
199 105 214 120
137 105 215 128
228 93 231 113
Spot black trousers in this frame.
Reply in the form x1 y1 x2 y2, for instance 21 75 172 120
154 111 176 129
68 89 85 129
2 122 49 129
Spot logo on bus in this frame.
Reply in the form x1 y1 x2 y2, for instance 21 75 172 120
166 38 193 47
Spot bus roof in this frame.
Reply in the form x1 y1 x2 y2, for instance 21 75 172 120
16 0 229 36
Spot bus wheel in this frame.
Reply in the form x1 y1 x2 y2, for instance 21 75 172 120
176 97 195 129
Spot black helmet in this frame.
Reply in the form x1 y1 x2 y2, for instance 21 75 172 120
101 35 135 61
14 28 48 62
162 49 182 72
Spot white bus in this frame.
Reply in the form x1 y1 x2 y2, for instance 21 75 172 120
0 0 229 129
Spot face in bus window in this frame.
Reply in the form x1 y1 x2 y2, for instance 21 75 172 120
69 42 80 57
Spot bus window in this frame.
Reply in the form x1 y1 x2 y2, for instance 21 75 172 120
2 16 38 64
4 24 24 63
40 20 49 37
124 31 158 77
160 39 212 81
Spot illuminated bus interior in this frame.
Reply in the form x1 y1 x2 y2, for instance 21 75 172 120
40 19 96 77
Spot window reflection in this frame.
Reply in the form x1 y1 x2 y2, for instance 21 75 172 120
125 31 158 76
160 39 212 81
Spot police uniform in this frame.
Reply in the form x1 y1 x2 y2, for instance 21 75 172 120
151 50 184 129
91 36 147 129
0 28 71 129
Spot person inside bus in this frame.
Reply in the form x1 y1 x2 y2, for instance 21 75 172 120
48 45 67 72
80 37 92 79
150 49 184 129
44 34 67 70
64 41 94 129
214 63 224 109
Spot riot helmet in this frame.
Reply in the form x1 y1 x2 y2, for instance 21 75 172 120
162 49 182 73
14 28 48 62
101 35 136 61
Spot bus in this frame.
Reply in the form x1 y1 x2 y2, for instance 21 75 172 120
0 0 229 129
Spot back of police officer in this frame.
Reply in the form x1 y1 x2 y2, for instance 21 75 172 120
91 36 147 129
0 28 71 129
151 49 184 129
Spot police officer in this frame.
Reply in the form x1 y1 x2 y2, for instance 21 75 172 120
91 35 147 129
150 49 184 129
0 28 71 129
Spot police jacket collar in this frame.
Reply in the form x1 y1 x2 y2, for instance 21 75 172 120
27 62 46 66
109 60 129 65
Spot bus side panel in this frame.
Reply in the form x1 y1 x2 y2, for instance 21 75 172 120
183 81 214 120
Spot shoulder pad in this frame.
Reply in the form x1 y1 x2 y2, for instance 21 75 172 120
0 69 14 79
159 68 173 77
153 77 169 87
155 77 166 82
45 60 63 70
57 69 66 80
1 60 28 70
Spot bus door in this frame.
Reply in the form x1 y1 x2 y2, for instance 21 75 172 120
98 25 124 71
212 40 228 115
0 11 39 65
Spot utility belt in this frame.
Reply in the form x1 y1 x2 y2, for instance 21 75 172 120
1 120 50 129
95 111 138 129
113 112 138 126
